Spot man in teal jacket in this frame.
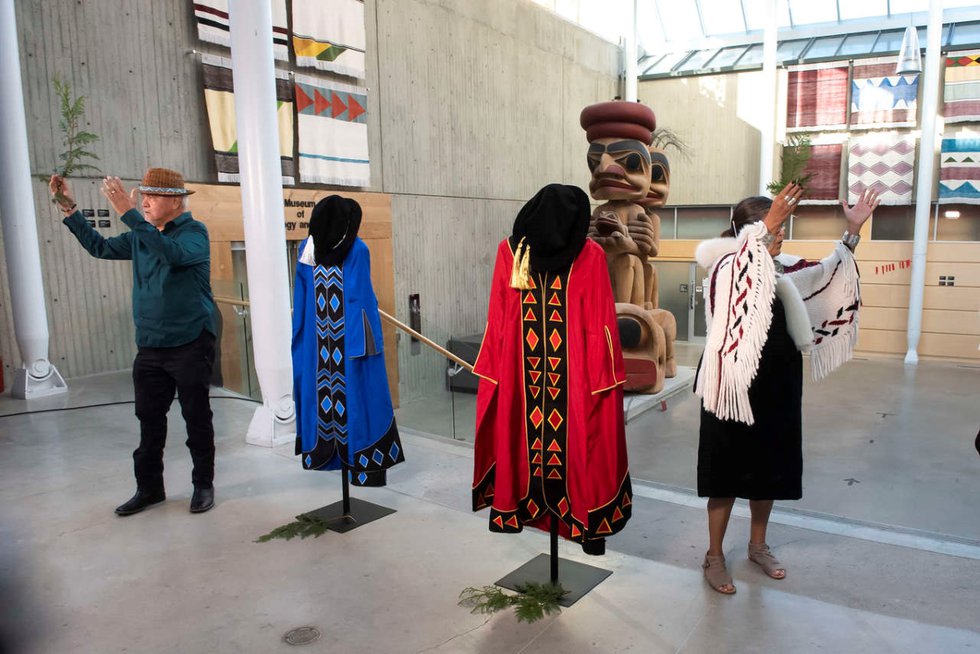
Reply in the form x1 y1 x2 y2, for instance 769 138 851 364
50 168 217 516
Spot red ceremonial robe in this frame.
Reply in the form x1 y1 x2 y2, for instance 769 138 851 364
472 238 632 547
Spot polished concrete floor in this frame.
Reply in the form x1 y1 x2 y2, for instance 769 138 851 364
0 352 978 653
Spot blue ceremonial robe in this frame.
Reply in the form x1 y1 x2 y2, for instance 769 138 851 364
291 237 404 486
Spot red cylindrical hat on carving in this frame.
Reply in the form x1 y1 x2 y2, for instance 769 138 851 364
580 101 656 145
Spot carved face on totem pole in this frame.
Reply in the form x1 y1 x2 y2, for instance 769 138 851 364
580 102 656 239
637 146 670 210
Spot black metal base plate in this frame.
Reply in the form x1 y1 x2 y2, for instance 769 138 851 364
301 497 396 534
495 553 612 607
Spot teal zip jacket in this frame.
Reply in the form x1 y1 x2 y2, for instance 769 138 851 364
63 208 217 348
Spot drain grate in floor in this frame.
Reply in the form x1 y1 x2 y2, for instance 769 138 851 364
284 626 321 646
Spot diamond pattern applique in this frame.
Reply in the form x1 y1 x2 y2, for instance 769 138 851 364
372 449 385 465
557 497 569 516
529 406 544 429
319 346 329 362
359 454 369 467
316 294 327 311
389 442 400 461
335 400 346 416
526 328 539 350
549 329 562 350
332 348 343 365
526 499 539 517
321 396 333 413
305 454 312 467
329 294 341 312
547 409 563 431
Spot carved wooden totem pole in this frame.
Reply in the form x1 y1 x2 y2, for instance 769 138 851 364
580 101 676 392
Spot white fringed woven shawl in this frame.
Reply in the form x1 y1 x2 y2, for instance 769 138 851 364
694 222 861 425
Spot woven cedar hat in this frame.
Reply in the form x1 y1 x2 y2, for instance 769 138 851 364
580 101 656 145
138 168 194 196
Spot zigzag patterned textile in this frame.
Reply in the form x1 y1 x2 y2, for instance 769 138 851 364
850 63 919 126
847 134 916 205
295 74 369 186
939 137 980 204
201 55 295 184
943 54 980 123
193 1 288 61
786 67 848 129
312 265 348 464
800 144 843 201
292 0 366 79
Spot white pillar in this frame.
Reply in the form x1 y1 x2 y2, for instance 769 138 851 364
905 0 942 366
228 2 295 446
624 0 639 102
0 0 67 399
759 0 779 195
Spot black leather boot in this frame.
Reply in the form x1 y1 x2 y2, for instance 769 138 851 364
115 488 166 516
190 487 215 514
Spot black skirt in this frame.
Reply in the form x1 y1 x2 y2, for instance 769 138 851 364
697 298 803 500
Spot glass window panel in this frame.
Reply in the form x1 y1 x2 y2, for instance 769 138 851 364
777 39 810 61
950 22 980 47
789 206 848 240
737 43 764 66
804 36 845 59
838 0 887 21
676 207 732 239
837 32 880 57
657 0 705 42
869 205 917 240
675 49 721 72
788 0 838 26
936 204 980 241
700 0 746 37
707 46 749 68
743 1 792 31
889 0 929 13
873 29 906 53
644 51 690 75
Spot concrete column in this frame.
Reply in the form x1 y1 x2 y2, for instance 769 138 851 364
905 0 942 365
759 0 779 195
624 0 638 102
0 0 67 399
227 1 295 445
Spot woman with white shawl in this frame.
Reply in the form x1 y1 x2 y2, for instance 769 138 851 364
695 182 880 594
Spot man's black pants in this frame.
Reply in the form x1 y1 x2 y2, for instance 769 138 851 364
132 330 215 492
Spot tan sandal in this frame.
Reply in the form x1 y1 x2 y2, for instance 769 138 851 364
702 552 736 594
748 542 786 579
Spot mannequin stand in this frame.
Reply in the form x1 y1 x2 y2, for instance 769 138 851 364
494 515 611 607
300 464 395 533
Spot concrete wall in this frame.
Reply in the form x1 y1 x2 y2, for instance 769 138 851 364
0 0 620 399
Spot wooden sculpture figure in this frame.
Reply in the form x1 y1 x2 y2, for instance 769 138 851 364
580 101 668 392
636 141 678 377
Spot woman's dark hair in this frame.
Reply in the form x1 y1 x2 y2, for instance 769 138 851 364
722 196 772 237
